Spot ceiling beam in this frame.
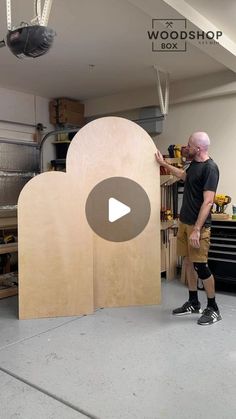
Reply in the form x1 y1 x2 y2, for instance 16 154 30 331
128 0 236 73
163 0 236 72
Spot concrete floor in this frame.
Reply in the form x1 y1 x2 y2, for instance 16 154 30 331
0 279 235 419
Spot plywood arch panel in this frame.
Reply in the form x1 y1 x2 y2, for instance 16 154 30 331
18 172 93 319
18 117 160 319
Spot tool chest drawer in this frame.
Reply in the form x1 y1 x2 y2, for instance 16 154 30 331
208 220 236 283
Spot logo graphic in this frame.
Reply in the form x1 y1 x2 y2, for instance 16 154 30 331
85 177 151 242
165 21 173 29
147 19 222 52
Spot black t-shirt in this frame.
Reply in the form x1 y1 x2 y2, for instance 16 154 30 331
180 158 219 227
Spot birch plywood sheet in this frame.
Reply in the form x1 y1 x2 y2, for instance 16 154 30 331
18 172 93 319
67 117 161 308
18 117 160 319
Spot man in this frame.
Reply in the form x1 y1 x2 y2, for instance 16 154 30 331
155 132 221 326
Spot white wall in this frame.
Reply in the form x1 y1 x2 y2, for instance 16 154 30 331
1 73 236 204
0 87 54 170
84 70 236 117
157 95 236 212
84 70 236 214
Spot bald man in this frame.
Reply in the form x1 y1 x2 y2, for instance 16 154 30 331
156 132 221 326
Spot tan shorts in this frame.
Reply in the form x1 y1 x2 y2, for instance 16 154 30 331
177 221 211 263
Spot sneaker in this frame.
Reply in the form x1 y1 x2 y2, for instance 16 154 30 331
197 307 222 326
172 301 202 316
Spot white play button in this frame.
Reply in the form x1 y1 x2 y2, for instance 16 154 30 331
108 197 131 223
85 177 151 242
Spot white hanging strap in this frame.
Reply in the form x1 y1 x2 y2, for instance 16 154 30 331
31 0 42 24
153 66 170 116
41 0 53 26
164 72 169 115
155 68 165 115
36 0 42 23
36 0 42 20
6 0 12 30
6 0 53 30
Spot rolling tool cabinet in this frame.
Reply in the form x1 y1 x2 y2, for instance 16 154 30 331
208 219 236 284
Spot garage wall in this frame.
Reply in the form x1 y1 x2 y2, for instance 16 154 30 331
1 73 236 205
84 70 236 117
84 71 236 214
157 94 236 212
0 87 54 170
0 87 52 135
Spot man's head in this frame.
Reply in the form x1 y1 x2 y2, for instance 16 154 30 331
186 131 210 160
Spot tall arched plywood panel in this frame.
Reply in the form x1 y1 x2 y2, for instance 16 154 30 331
18 117 160 319
66 117 161 309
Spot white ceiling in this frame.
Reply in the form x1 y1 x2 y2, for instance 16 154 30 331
0 0 235 100
186 0 236 43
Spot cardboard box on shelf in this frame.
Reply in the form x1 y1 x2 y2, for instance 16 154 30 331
49 98 85 126
58 110 85 126
57 98 84 114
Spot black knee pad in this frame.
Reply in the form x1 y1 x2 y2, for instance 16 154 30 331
193 263 211 280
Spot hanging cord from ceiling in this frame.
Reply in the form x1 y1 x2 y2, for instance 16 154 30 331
6 0 54 30
153 65 169 116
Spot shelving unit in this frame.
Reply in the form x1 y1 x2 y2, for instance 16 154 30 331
52 141 71 144
161 220 177 230
160 174 178 186
0 216 17 229
51 135 77 171
0 216 18 299
52 140 71 170
0 272 18 299
0 242 18 255
160 175 178 280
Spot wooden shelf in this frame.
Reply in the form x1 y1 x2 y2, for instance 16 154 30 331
0 286 18 299
160 174 178 186
211 213 230 220
0 272 18 299
164 157 182 164
161 220 175 230
0 243 18 255
52 141 71 144
0 217 17 229
0 221 18 298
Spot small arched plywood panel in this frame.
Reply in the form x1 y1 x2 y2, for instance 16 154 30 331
18 172 94 319
18 117 160 319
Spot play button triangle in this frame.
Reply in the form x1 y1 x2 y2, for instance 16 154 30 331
108 197 131 223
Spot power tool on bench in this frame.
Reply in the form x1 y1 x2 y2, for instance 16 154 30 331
213 194 231 214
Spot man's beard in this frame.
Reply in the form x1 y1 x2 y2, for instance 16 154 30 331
187 150 197 159
181 146 197 160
